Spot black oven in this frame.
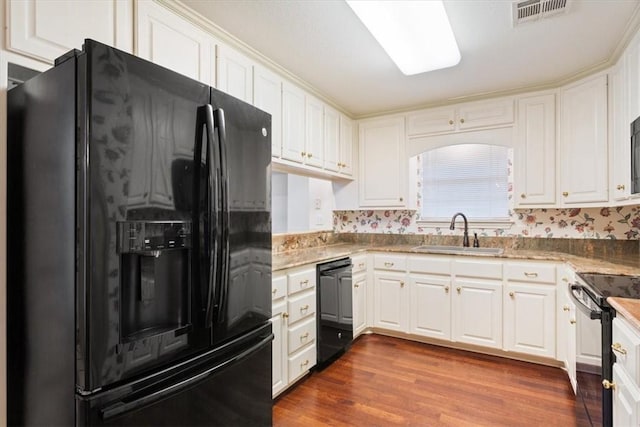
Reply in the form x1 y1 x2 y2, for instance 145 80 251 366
569 273 640 427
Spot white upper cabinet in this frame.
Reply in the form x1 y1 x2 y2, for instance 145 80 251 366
339 115 355 176
559 73 608 204
627 31 640 124
515 93 556 206
610 56 630 201
281 81 306 163
217 44 254 103
304 94 324 168
406 98 514 137
253 64 283 158
7 0 133 62
136 0 215 85
358 117 407 207
323 106 340 172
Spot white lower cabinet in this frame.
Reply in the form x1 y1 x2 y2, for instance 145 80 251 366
373 271 408 332
271 265 317 398
353 272 367 337
612 316 640 425
504 283 555 357
504 261 557 358
271 299 287 397
410 274 451 340
557 267 577 393
452 279 503 349
613 364 640 427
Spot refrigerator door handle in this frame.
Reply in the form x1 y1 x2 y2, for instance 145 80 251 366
194 104 219 327
99 333 274 421
213 108 230 323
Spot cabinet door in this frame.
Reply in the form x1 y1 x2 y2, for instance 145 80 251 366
339 115 354 176
452 279 502 349
557 273 577 393
373 271 408 332
281 82 306 163
359 117 406 207
611 57 631 201
613 363 640 427
406 107 455 136
627 31 640 124
504 283 556 358
324 106 340 172
515 93 556 206
253 65 282 158
410 275 451 340
353 272 367 337
559 74 608 204
271 301 287 397
217 44 253 104
136 1 215 85
305 95 324 168
7 0 132 62
457 99 514 130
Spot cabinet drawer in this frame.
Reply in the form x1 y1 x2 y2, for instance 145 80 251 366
408 256 451 275
272 275 287 301
287 291 316 325
352 255 368 273
374 254 407 272
288 267 316 295
288 317 316 355
613 317 640 384
453 259 502 279
288 342 316 383
505 262 556 284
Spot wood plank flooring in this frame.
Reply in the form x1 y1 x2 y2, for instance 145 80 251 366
274 334 590 426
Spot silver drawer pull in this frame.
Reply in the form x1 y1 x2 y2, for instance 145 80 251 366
300 279 309 286
300 304 309 312
359 263 365 268
524 272 538 278
612 342 627 355
272 289 277 295
384 262 394 267
300 332 309 341
300 359 309 368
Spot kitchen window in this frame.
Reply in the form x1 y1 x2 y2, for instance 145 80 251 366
418 143 511 225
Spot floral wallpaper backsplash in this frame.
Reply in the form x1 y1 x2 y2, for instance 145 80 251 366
333 206 640 240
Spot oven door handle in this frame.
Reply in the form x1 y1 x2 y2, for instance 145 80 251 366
569 284 602 320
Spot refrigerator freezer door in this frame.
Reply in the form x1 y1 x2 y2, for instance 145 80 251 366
77 324 273 426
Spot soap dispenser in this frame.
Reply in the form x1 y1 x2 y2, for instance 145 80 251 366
473 233 480 247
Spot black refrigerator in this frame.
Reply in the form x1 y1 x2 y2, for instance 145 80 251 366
7 40 272 426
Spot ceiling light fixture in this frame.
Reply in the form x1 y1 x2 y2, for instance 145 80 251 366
346 0 461 76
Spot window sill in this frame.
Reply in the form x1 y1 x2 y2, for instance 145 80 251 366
416 218 514 229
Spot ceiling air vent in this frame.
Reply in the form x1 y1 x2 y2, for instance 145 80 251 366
512 0 571 26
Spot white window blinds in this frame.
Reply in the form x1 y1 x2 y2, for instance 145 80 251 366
420 144 509 220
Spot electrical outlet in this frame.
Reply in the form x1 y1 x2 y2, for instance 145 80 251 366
314 198 322 209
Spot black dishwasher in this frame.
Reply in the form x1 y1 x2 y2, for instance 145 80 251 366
317 258 353 366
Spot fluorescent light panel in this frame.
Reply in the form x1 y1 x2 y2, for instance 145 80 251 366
346 0 461 75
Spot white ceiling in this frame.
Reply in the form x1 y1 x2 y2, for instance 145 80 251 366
179 0 640 118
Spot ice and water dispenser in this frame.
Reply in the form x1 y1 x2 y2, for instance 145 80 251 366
117 221 192 343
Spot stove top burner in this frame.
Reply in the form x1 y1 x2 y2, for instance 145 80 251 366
578 273 640 302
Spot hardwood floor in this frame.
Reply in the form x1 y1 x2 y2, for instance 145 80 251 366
273 334 589 426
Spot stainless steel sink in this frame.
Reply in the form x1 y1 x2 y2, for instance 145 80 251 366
411 245 504 256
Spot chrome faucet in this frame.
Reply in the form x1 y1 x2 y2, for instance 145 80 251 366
449 212 469 247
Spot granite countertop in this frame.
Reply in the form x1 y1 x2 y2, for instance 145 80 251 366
273 243 640 276
608 298 640 330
